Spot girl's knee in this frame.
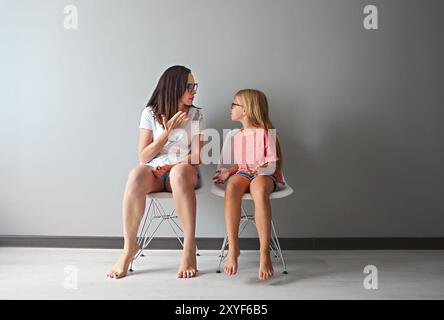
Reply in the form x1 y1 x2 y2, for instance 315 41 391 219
250 186 272 202
251 186 269 196
250 177 273 199
225 181 246 197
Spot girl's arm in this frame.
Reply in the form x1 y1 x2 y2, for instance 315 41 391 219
254 161 278 175
213 165 239 184
225 165 239 175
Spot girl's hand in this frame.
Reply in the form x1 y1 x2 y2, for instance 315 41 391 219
253 162 267 172
254 162 277 175
212 168 231 184
153 164 171 178
162 111 189 133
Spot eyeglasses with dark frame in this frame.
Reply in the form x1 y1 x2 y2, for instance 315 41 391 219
230 102 243 109
186 83 198 93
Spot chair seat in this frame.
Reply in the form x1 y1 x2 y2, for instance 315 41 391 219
148 186 206 199
211 183 293 200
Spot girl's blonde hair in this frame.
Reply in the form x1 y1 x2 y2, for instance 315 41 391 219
234 89 283 171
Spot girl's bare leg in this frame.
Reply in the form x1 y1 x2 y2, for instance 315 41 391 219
250 176 275 281
107 164 163 279
223 175 250 276
165 164 199 278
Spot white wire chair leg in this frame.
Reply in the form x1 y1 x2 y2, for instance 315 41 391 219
130 200 165 272
153 200 185 248
271 220 287 274
130 197 202 272
136 199 155 256
216 233 229 273
154 199 200 256
216 205 288 274
216 206 254 273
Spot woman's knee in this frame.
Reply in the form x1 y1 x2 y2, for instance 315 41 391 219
170 164 196 186
126 164 153 194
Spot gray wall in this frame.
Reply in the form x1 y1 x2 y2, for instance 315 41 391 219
1 0 443 238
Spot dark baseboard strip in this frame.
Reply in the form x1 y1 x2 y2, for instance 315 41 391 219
1 236 444 250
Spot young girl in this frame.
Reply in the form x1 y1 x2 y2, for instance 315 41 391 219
213 89 285 281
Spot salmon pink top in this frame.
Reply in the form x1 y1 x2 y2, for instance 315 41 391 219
232 128 285 185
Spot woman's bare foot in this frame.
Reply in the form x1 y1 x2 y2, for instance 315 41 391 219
107 243 139 279
224 247 240 276
177 247 197 279
258 252 274 281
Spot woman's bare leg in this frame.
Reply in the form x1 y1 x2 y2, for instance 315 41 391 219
223 175 250 276
107 164 163 279
250 176 275 281
165 164 199 278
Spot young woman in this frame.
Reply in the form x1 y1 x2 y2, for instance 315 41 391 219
108 65 204 279
213 89 284 281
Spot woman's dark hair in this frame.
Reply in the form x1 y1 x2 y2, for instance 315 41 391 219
146 65 191 127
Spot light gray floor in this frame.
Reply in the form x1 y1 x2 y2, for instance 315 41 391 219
0 248 443 299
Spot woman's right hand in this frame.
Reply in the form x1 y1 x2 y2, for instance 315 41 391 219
212 168 231 184
162 111 189 133
152 164 171 179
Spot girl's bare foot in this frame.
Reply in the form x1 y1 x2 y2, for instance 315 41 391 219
224 248 240 276
107 243 139 279
177 247 197 279
258 252 274 281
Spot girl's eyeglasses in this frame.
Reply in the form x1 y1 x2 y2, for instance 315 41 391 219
231 102 243 109
186 83 198 93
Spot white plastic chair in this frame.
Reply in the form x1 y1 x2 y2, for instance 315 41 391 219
129 167 204 272
211 129 294 274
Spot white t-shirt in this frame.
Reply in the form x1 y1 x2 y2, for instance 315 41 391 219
139 106 205 168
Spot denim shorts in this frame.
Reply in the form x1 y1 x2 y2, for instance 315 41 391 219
234 171 281 192
160 165 202 192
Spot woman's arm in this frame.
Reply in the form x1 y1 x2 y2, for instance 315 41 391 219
138 111 189 164
164 134 204 170
138 129 169 164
